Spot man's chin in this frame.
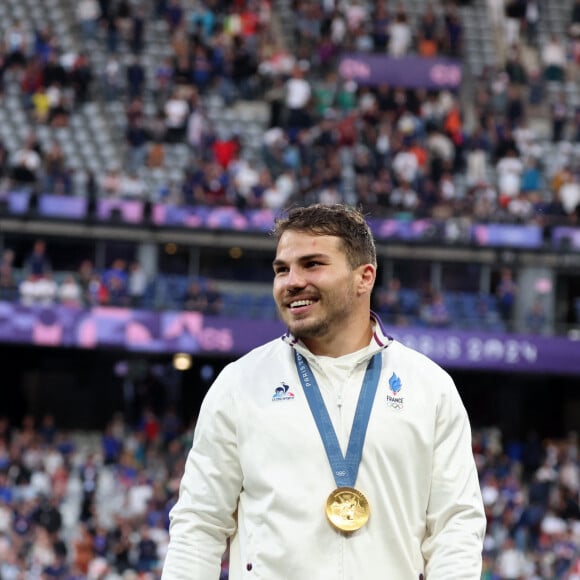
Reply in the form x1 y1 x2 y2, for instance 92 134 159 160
286 320 326 339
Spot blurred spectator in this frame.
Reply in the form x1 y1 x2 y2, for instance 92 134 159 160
496 268 518 330
392 138 421 187
100 167 123 197
126 55 146 100
135 523 159 572
525 297 548 334
504 0 525 46
417 2 442 57
374 277 403 325
204 279 223 316
125 117 151 173
550 92 570 143
183 280 207 312
496 536 529 579
76 0 101 44
69 52 93 106
77 259 96 304
5 20 29 71
419 290 451 328
87 273 109 305
542 33 567 83
128 260 149 308
57 274 83 307
390 179 420 212
46 82 71 128
0 248 17 300
9 140 43 191
19 272 58 306
102 258 129 306
389 8 412 56
43 142 73 195
119 171 148 200
102 55 123 101
0 139 9 187
163 87 190 143
496 148 524 208
442 3 463 57
130 5 147 55
186 101 210 155
24 239 52 279
72 523 95 574
263 167 296 210
559 171 580 217
524 0 541 46
284 62 312 133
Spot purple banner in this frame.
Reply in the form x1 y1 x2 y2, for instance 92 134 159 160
0 301 283 355
552 226 580 250
0 191 30 214
338 53 462 89
152 204 281 231
97 199 144 223
1 301 580 375
39 194 86 218
388 327 580 375
472 224 543 248
368 217 434 240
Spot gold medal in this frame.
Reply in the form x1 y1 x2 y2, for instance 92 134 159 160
325 487 370 532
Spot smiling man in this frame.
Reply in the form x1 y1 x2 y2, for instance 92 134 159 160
162 204 486 580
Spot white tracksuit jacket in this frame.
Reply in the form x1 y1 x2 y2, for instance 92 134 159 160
162 316 486 579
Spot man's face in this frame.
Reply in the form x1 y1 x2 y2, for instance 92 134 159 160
272 231 361 342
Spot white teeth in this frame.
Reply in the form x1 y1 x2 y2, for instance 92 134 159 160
290 300 314 308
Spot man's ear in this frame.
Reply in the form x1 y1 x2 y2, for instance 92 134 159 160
357 264 376 295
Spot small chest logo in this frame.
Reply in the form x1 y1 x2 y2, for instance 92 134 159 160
272 381 295 402
386 372 404 410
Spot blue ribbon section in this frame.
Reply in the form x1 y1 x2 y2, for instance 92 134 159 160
294 351 382 487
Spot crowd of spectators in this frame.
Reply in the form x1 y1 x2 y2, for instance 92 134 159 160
0 0 578 226
0 239 154 311
0 407 579 579
0 237 231 318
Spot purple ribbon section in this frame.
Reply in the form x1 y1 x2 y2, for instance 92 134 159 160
1 301 580 375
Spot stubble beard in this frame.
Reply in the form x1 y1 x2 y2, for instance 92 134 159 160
288 316 330 340
284 285 356 340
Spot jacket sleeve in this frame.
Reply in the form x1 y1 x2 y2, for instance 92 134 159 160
162 368 242 580
421 375 486 579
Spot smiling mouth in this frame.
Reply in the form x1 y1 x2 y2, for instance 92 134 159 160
289 299 316 309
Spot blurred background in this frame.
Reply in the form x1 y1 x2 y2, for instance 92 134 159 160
0 0 579 577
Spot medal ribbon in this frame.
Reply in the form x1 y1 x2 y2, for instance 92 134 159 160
294 351 382 487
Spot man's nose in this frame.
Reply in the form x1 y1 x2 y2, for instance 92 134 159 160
285 267 307 290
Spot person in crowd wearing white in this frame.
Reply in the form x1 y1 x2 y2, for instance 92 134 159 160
58 274 83 307
128 260 149 308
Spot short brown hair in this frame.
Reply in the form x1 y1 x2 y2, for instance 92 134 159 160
273 204 377 269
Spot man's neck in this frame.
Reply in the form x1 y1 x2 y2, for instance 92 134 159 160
302 323 374 358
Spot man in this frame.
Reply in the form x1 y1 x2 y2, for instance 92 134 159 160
162 204 486 579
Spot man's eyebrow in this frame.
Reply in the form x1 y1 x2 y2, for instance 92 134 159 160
272 253 329 267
